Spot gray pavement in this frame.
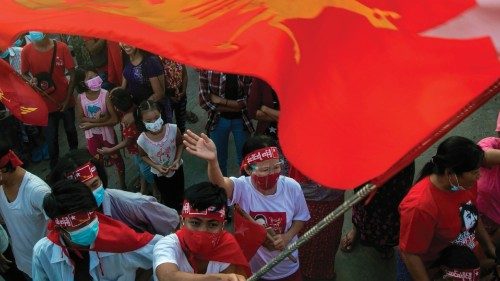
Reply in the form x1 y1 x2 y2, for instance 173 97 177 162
27 68 499 280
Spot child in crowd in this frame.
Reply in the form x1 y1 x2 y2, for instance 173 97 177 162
136 100 185 212
75 66 125 188
100 88 158 196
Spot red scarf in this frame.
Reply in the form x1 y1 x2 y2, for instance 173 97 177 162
176 228 251 277
47 212 154 253
0 150 23 168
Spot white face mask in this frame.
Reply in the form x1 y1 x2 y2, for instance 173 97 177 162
144 117 163 133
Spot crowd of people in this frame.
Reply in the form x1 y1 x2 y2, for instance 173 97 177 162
0 31 499 281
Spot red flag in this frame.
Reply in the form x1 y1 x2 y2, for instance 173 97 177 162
0 60 47 126
233 205 267 261
1 1 498 188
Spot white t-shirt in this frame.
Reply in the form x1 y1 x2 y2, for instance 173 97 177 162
137 124 182 177
0 171 50 277
229 175 310 280
32 234 162 281
153 233 230 281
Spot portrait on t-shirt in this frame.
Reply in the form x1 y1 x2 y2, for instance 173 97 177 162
250 211 286 234
452 201 478 250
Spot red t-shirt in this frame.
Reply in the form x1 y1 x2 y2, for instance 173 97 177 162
121 121 139 155
399 177 478 266
21 41 75 112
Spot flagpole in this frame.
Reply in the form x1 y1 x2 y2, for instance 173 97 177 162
247 183 377 281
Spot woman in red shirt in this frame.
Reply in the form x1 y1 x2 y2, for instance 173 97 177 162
398 136 496 280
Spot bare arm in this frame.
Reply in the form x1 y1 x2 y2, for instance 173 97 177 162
260 105 279 121
255 110 274 122
483 148 500 168
183 130 235 199
400 251 431 281
148 75 165 102
120 76 127 89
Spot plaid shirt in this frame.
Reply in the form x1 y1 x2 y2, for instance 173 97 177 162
198 70 254 134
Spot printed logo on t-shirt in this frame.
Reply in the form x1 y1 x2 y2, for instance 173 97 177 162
55 56 63 67
249 211 286 234
452 201 478 249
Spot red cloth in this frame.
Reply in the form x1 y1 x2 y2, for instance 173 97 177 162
233 207 267 261
399 177 479 266
1 1 499 188
0 59 48 125
20 41 75 113
120 117 140 155
176 228 250 276
106 41 123 86
0 150 23 168
47 212 154 253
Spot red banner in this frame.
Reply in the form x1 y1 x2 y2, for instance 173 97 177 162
0 1 498 188
0 59 47 126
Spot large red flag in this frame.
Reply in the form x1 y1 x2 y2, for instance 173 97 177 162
0 60 48 126
0 1 498 189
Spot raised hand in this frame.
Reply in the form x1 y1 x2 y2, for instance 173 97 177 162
183 129 217 161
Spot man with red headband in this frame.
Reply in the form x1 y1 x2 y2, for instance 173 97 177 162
47 149 179 235
0 139 51 280
32 179 162 280
154 182 248 281
184 132 310 281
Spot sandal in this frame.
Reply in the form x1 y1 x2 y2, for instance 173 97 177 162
186 111 199 124
340 228 357 253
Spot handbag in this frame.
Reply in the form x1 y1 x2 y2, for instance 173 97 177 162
34 40 57 95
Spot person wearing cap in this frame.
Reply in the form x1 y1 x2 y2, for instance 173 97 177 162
21 31 78 169
32 179 162 280
47 149 179 235
0 138 51 280
154 182 248 281
184 132 310 281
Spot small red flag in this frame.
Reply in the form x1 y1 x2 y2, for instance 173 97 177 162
233 205 267 261
0 60 47 126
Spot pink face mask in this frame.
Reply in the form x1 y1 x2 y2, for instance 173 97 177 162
251 172 280 190
85 76 103 92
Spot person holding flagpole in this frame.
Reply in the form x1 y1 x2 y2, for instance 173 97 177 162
183 131 310 281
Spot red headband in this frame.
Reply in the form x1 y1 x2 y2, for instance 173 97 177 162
0 150 23 168
53 211 97 229
181 201 226 222
443 268 480 281
241 147 279 169
66 162 98 182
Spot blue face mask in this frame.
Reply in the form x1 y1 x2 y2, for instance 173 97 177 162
28 31 45 42
449 174 465 192
92 185 105 207
69 218 99 246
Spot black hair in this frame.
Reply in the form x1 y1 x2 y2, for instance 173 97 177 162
46 149 108 187
74 65 99 94
0 138 15 172
43 179 97 219
434 245 479 269
184 182 227 215
134 99 165 132
417 136 484 182
241 134 279 176
109 88 134 113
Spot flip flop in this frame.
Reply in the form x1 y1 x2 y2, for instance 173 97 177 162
340 229 357 253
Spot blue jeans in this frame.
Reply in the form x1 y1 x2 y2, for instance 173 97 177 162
210 117 249 176
132 154 154 184
45 107 78 169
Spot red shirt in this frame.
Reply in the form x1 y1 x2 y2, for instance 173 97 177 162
121 121 139 155
399 177 478 266
21 41 75 112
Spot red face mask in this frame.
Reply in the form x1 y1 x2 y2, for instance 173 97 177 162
180 228 222 260
252 172 280 190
